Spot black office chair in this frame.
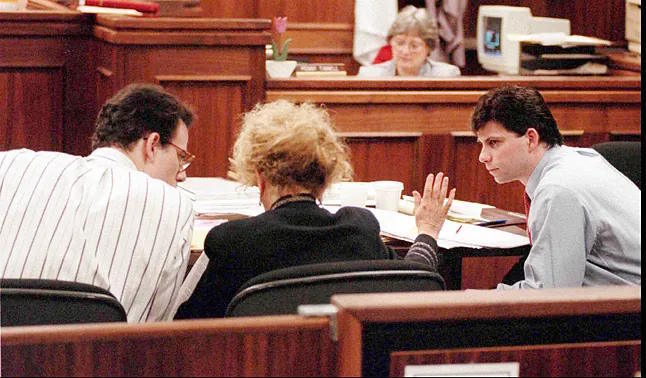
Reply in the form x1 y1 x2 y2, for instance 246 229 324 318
225 260 445 317
592 141 641 189
0 279 127 326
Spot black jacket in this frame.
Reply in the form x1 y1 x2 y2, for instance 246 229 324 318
174 200 399 319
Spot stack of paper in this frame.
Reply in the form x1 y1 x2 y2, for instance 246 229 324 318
179 177 263 216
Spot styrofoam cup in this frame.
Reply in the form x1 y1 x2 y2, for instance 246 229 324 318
337 182 368 208
373 181 404 211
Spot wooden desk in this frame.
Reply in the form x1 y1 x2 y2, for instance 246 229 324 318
267 76 641 213
331 286 641 376
190 205 530 291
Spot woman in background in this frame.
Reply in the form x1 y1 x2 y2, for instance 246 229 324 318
174 100 455 319
358 5 460 77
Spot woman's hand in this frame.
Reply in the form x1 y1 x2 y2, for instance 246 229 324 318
412 172 456 240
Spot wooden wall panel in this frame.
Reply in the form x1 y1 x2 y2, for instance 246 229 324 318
341 133 423 194
390 341 641 377
0 69 64 151
257 0 354 23
62 37 97 156
160 78 250 177
461 255 520 289
199 0 257 18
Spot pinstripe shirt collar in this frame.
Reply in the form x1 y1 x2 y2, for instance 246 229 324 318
86 147 138 171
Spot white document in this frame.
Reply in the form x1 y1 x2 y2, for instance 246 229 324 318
508 32 611 47
77 5 143 16
367 208 529 249
405 362 519 377
171 252 210 317
179 177 262 215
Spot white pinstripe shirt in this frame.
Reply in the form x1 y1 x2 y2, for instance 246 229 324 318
0 148 194 322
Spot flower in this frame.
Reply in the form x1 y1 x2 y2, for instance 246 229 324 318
271 16 292 61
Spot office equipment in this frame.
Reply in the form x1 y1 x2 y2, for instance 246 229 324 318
518 43 609 75
476 5 570 74
0 279 126 326
225 260 445 317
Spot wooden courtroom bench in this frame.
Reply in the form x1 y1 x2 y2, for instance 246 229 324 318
0 315 335 376
331 285 641 376
2 286 639 377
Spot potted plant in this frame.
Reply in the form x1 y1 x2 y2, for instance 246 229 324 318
266 16 297 78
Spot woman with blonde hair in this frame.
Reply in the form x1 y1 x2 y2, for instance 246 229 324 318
358 5 460 77
175 100 455 319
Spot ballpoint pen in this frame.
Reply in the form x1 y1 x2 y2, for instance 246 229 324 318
475 219 507 227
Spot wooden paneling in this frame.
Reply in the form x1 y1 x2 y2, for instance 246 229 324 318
390 341 641 377
341 132 423 193
1 316 335 376
199 0 257 18
201 0 355 23
462 256 520 289
0 9 94 153
160 77 250 177
333 286 641 376
0 69 64 151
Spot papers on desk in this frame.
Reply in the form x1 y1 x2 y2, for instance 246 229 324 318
366 207 529 249
508 33 612 47
179 177 263 216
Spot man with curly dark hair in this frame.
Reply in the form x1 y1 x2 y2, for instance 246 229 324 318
0 83 197 322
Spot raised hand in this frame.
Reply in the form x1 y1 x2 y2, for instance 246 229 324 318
412 172 456 239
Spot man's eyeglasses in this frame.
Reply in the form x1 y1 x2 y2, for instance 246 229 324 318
144 137 196 172
167 142 196 172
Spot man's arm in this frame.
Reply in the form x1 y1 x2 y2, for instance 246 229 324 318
144 191 194 321
497 186 587 289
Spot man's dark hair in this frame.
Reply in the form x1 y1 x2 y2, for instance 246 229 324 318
91 83 195 150
470 85 563 146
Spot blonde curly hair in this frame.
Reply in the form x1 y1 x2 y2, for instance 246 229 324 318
388 5 438 51
228 100 353 197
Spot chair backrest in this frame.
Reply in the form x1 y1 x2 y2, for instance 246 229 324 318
1 279 127 326
225 260 445 317
592 141 641 189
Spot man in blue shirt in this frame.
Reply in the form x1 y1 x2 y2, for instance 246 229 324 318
471 86 640 289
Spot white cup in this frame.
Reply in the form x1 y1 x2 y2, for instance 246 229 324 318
337 182 368 208
373 181 404 211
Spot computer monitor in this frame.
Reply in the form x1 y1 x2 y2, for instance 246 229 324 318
477 6 571 75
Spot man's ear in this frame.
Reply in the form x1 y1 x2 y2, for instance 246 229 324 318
143 133 161 162
526 128 541 151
